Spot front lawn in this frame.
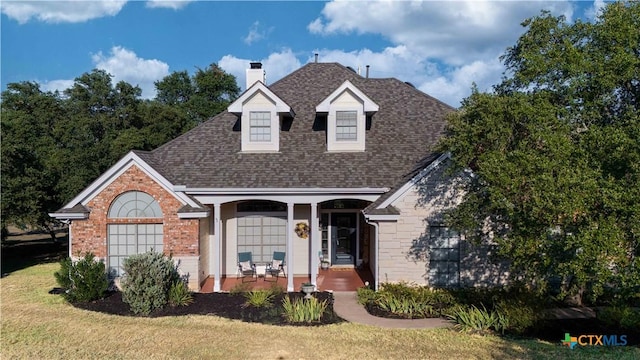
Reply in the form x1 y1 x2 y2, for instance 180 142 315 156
2 263 638 359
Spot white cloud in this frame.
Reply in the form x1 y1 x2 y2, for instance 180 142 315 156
309 0 574 66
243 21 270 45
39 79 75 94
585 0 606 20
1 0 127 24
311 46 502 107
219 49 302 90
92 46 170 99
145 0 193 10
418 58 504 107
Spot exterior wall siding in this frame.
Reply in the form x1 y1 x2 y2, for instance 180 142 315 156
69 165 200 289
378 162 508 287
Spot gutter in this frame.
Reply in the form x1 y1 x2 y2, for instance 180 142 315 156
178 187 389 195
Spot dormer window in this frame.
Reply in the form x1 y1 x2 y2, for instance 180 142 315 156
316 80 379 152
336 111 357 141
250 111 271 142
227 65 294 153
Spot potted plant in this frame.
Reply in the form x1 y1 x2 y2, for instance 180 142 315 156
320 260 330 270
300 282 315 299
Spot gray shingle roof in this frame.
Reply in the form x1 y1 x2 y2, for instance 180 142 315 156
144 62 454 189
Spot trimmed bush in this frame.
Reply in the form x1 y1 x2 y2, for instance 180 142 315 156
168 280 193 307
121 251 181 315
54 253 109 302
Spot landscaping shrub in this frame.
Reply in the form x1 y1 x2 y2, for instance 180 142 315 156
54 253 109 302
375 293 434 318
168 280 193 307
495 299 539 335
362 282 457 318
243 289 275 308
446 305 508 335
268 283 286 295
229 282 252 295
121 251 181 315
598 306 640 331
356 286 376 305
282 296 328 323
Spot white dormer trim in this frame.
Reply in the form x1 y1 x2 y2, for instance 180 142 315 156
316 80 379 152
228 81 293 152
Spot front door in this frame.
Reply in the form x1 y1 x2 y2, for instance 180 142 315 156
331 213 357 265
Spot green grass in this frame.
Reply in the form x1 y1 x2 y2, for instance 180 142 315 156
2 263 638 359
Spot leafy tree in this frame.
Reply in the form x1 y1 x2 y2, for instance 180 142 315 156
1 64 240 237
439 2 639 304
1 82 63 239
154 63 239 126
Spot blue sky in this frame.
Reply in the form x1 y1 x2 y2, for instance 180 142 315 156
1 0 607 107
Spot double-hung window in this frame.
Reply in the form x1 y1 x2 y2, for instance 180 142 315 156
249 111 271 142
429 225 460 287
335 111 357 141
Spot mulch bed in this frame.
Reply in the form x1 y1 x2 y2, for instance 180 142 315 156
66 290 344 326
363 301 639 346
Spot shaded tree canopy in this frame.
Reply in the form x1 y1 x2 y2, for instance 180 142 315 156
439 2 639 303
1 64 239 239
154 63 240 126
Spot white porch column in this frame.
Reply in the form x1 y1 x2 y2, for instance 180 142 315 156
286 202 294 291
212 203 222 292
310 202 318 286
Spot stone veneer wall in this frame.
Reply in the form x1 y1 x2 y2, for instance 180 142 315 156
69 165 200 290
376 162 508 287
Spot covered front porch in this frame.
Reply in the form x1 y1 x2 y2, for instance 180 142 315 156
200 266 374 292
192 191 382 292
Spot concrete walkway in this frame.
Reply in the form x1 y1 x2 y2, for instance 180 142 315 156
332 291 453 329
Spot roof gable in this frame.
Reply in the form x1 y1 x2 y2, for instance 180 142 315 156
316 80 379 113
227 81 293 115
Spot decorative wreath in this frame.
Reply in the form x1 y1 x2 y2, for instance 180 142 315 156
295 222 310 239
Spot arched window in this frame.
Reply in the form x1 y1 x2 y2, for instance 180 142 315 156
107 191 164 276
108 191 163 218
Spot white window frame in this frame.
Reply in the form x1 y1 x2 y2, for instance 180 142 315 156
107 191 164 277
249 111 271 142
335 111 358 141
108 224 163 277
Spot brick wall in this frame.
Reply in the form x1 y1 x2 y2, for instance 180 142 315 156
70 165 200 259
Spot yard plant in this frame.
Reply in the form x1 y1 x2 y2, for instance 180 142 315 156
54 252 109 302
121 251 182 315
2 262 640 359
281 295 328 323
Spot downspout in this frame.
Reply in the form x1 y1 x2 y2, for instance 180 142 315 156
61 219 72 258
363 215 380 291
